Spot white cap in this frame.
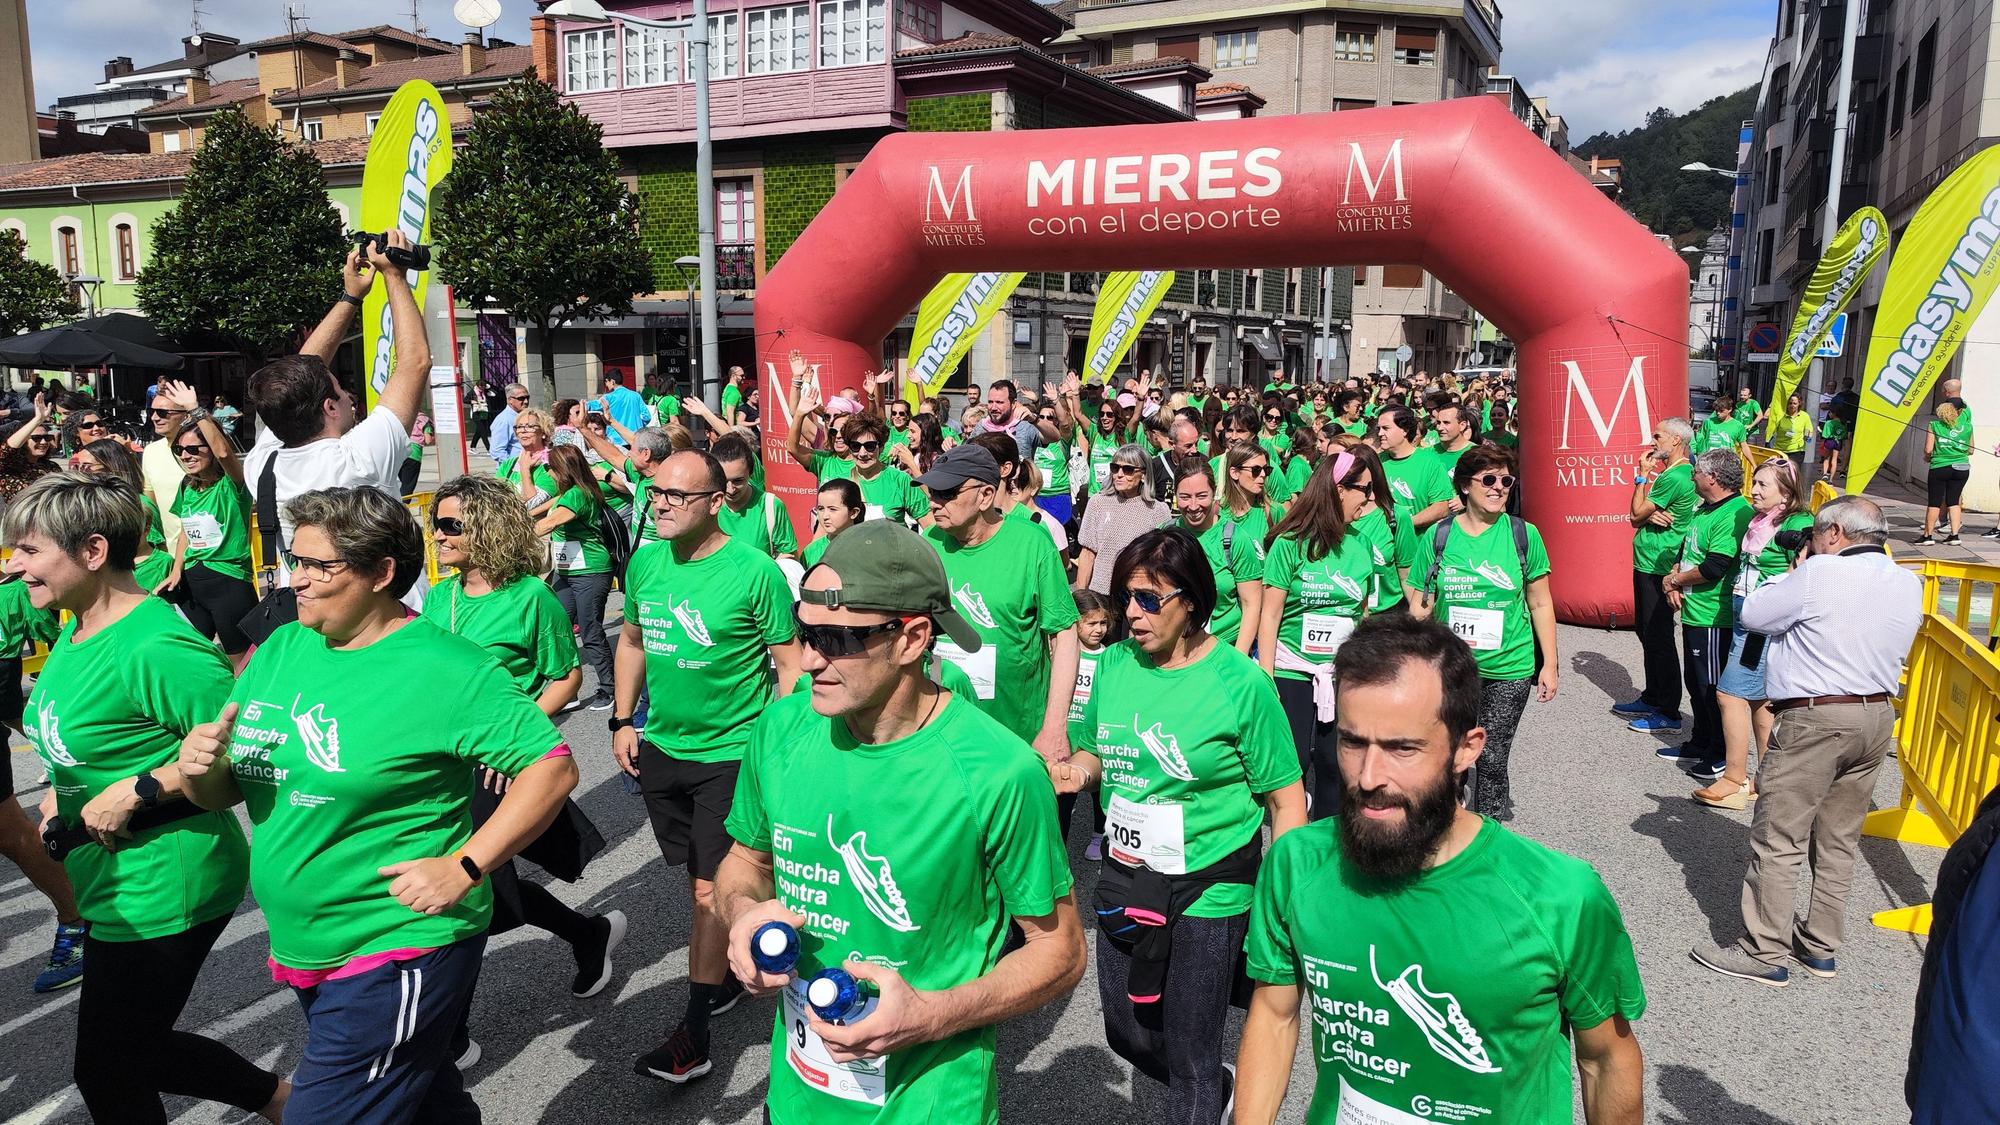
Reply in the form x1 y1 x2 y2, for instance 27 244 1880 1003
807 976 841 1007
757 927 789 957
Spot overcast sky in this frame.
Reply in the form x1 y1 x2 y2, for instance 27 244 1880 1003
24 0 1773 138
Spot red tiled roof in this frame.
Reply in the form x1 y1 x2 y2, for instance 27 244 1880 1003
271 44 533 101
1087 55 1207 78
238 30 355 53
895 31 1038 59
1197 82 1250 97
0 136 371 192
330 25 457 53
134 78 263 118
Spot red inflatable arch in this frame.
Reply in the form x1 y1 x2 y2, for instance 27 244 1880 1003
754 96 1687 626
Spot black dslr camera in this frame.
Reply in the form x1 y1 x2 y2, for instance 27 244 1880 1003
352 231 432 273
1773 527 1812 554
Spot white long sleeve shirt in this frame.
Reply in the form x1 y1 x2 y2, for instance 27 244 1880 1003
1739 545 1921 700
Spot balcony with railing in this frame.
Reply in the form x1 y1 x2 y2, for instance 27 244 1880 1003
717 242 758 289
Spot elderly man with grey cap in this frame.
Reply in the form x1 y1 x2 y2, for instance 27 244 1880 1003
916 444 1081 770
1692 495 1922 988
716 520 1084 1125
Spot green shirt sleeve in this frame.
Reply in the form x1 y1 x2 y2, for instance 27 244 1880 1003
450 654 565 775
552 485 592 518
750 555 799 646
1227 522 1265 583
904 475 932 519
128 627 235 738
529 580 582 684
977 742 1075 919
1244 827 1307 984
725 708 777 851
1525 523 1552 582
1421 457 1455 506
1262 533 1300 591
768 497 799 555
1555 868 1648 1029
1032 535 1082 637
1237 665 1302 795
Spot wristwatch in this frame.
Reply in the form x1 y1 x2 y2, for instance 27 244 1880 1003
608 714 635 732
457 855 484 885
337 292 364 308
133 774 162 809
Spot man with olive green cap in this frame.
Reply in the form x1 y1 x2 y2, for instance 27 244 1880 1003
715 520 1084 1125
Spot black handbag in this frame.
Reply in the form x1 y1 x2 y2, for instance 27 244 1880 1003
236 454 299 646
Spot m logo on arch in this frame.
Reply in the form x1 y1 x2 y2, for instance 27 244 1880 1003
1557 356 1654 451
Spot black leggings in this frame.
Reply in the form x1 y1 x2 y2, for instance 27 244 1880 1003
74 913 280 1123
1275 677 1339 819
179 563 257 654
1928 465 1970 509
1095 912 1247 1125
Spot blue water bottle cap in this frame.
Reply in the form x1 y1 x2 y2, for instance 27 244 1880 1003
751 921 799 974
807 967 866 1023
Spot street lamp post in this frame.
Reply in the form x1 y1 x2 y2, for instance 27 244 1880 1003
673 253 700 401
545 0 720 410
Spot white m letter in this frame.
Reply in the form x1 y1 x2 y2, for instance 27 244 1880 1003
1559 356 1653 450
1343 139 1406 204
926 166 976 222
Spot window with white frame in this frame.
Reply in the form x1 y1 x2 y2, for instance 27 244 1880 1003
564 27 617 92
299 119 324 142
364 113 383 135
1334 23 1375 62
717 179 757 244
114 222 137 281
162 132 182 152
691 13 740 79
747 5 810 74
1214 29 1257 68
898 0 940 42
819 0 886 67
625 22 682 86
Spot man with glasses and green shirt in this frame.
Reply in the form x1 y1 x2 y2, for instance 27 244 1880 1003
917 446 1081 769
717 519 1084 1125
1618 417 1698 734
611 449 802 1085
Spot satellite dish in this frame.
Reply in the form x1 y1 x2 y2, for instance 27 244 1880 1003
453 0 502 29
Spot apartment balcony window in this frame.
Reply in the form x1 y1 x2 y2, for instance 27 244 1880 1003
898 0 940 43
717 242 757 289
693 14 741 79
717 179 757 288
747 5 810 75
624 23 682 87
1394 28 1436 67
1214 30 1258 69
564 27 617 92
114 223 136 281
819 0 887 68
1334 23 1375 62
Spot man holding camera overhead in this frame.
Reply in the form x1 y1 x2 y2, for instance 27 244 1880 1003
243 231 431 603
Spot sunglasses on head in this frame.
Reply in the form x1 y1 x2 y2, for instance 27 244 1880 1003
434 515 466 536
793 611 910 658
1116 587 1184 614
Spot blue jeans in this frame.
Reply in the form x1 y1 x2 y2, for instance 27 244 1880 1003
286 936 486 1125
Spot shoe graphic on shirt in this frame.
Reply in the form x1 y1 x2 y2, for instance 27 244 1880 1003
293 700 344 774
828 814 920 933
1474 562 1518 592
669 599 714 647
1329 572 1368 604
1136 720 1195 781
953 583 997 629
32 701 78 768
1370 945 1500 1075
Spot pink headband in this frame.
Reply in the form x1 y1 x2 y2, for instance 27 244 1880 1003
1331 450 1356 484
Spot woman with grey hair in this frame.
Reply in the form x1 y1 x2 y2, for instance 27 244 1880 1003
6 471 289 1123
1074 442 1173 596
175 486 578 1123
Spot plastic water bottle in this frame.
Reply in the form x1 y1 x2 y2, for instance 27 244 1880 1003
806 967 869 1023
750 921 799 975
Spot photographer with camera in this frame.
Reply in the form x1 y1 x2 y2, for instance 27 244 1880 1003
243 230 431 605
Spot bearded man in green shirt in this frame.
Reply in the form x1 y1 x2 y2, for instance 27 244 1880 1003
1234 614 1647 1125
718 520 1084 1125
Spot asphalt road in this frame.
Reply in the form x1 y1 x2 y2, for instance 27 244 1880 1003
0 619 1936 1124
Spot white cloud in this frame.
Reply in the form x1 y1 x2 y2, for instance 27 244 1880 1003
1533 37 1769 139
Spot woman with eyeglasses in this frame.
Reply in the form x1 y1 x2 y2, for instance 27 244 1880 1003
1052 527 1304 1124
70 438 172 593
499 408 560 515
535 445 619 710
1075 443 1172 596
1410 444 1558 820
7 472 290 1123
1256 401 1291 460
1031 395 1078 525
176 486 576 1123
1171 461 1263 655
1331 439 1418 614
64 405 110 454
1082 395 1123 497
0 393 63 503
160 380 256 662
1257 458 1376 808
426 476 626 1020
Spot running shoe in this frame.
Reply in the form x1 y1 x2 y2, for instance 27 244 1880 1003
1685 758 1726 782
559 695 586 714
1628 714 1683 733
1610 698 1658 718
455 1038 482 1069
709 974 746 1018
1945 534 1963 546
1916 535 1938 546
1655 744 1708 764
1983 527 2000 539
1084 833 1105 861
32 921 86 993
571 909 628 999
635 1024 713 1084
585 690 615 712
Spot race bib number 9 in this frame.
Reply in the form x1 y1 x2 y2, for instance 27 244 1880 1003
782 983 888 1106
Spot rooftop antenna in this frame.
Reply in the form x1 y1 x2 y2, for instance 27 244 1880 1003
190 0 206 33
409 0 428 37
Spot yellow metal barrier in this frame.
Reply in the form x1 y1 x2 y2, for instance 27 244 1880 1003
1738 444 1788 497
1900 558 2000 651
249 490 445 586
1810 479 1840 512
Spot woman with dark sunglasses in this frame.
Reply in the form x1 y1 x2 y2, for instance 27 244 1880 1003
1221 442 1280 549
159 380 256 662
0 392 63 504
1053 527 1304 1125
1410 443 1558 821
1329 438 1418 614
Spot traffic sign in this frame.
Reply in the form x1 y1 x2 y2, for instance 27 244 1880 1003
1814 312 1848 358
1746 321 1781 352
1395 344 1413 363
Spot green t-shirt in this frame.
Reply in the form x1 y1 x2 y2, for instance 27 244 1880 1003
1336 418 1370 438
1820 415 1849 442
227 618 563 968
1182 515 1265 645
500 456 559 509
808 451 931 525
1931 411 1973 468
1067 644 1104 748
1262 530 1374 678
1693 417 1747 454
0 577 58 655
24 597 248 942
1271 453 1311 504
1767 412 1810 454
1433 443 1473 480
802 535 830 568
1350 507 1416 613
1245 819 1646 1125
1381 449 1452 515
623 536 796 762
1086 440 1118 496
549 485 612 576
1415 517 1551 680
1736 510 1815 597
621 457 661 544
1734 399 1761 426
1258 431 1293 461
717 488 801 559
134 550 172 594
1033 438 1071 496
725 692 1072 1125
1492 430 1519 448
924 516 1080 740
1631 461 1697 575
1078 640 1300 915
142 494 166 550
1677 495 1755 628
171 476 253 582
721 383 744 417
421 574 580 694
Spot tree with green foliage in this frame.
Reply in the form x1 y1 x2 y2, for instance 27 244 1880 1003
136 109 346 362
432 71 649 402
1575 86 1759 258
0 229 80 339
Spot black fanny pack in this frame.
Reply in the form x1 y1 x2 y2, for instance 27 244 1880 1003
42 800 211 862
1095 835 1262 1015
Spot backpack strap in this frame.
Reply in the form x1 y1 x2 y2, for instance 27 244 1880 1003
255 451 282 569
1222 518 1235 560
1422 518 1453 597
1509 514 1532 583
764 492 779 540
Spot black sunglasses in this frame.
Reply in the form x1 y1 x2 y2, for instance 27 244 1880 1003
849 440 882 453
925 484 965 504
1111 463 1143 475
173 442 208 455
793 611 908 658
434 515 466 535
1242 464 1271 477
1116 587 1184 614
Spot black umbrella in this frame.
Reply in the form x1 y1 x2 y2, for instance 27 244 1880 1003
69 312 181 352
0 324 184 370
